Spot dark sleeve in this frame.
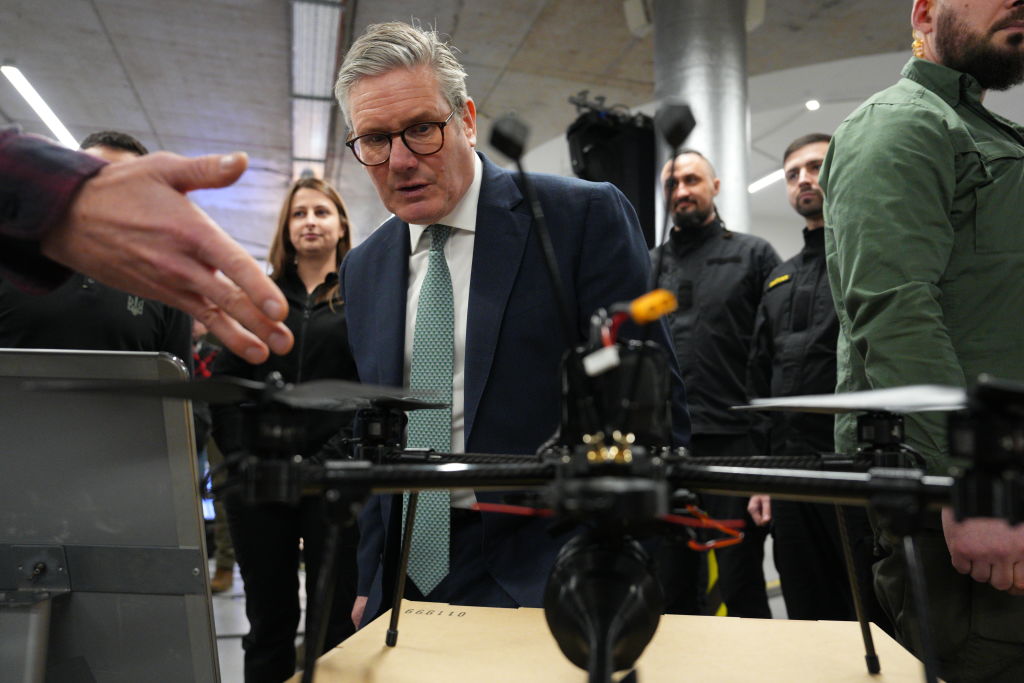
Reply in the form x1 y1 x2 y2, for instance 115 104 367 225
338 257 357 365
356 494 384 596
758 241 782 284
210 346 255 456
163 307 194 374
746 291 774 454
338 257 383 598
578 182 691 447
0 127 106 292
193 399 212 453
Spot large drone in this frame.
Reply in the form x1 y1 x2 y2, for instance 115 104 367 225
27 110 1024 683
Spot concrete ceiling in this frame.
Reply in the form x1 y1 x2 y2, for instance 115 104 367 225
2 1 1021 264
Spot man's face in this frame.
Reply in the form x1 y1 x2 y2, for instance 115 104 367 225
347 65 477 225
783 141 828 223
933 0 1024 90
662 153 719 230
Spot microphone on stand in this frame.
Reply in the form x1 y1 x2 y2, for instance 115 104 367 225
651 99 696 297
491 114 603 439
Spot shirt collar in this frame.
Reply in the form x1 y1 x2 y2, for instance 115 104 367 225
802 225 825 252
409 153 482 250
901 56 984 109
669 214 725 252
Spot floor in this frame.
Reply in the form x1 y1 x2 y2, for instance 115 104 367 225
209 538 786 683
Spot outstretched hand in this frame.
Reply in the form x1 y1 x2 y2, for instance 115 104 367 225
942 507 1024 595
42 151 293 362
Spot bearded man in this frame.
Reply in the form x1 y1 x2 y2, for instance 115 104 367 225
650 150 779 618
821 1 1024 680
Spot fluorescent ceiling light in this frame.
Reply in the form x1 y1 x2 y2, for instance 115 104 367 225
748 168 785 194
1 65 78 148
292 1 340 98
292 98 331 159
805 99 821 111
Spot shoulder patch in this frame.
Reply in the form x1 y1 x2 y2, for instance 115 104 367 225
767 273 791 290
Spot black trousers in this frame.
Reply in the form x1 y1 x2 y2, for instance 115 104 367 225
224 492 359 683
772 500 892 633
690 433 772 619
651 533 703 615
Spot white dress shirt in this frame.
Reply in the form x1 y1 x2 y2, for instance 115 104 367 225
405 154 482 506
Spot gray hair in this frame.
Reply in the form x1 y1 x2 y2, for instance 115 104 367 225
334 21 468 130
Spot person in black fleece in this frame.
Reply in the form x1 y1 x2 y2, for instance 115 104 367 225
211 177 359 683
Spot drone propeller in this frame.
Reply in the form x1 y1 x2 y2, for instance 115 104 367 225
733 384 967 415
22 375 446 412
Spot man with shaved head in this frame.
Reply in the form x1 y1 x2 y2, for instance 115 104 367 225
822 1 1024 680
651 150 779 618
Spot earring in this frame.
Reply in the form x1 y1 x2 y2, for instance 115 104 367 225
912 32 925 59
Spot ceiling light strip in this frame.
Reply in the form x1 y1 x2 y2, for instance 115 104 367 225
748 168 785 194
292 1 340 97
1 65 78 148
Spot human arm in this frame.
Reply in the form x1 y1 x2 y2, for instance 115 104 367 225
746 288 775 454
820 103 1024 586
745 298 774 525
0 129 292 363
353 494 385 628
823 103 966 471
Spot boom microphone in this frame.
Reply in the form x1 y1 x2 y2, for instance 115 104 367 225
653 99 695 149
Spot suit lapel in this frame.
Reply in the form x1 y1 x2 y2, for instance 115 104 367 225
370 218 410 388
464 156 531 444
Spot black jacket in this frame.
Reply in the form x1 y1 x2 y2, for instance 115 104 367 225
650 217 780 434
211 265 358 457
747 227 837 455
0 272 191 367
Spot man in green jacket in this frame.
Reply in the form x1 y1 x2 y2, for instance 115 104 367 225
822 1 1024 681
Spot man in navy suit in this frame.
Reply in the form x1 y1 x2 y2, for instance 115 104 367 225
334 21 691 627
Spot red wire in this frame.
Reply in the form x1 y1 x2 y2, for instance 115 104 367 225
679 504 746 551
608 312 630 345
472 503 746 551
472 502 554 517
661 513 745 530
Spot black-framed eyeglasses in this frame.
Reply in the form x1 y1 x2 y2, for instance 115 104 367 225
345 111 457 166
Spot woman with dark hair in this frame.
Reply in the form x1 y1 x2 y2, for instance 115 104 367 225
212 177 359 683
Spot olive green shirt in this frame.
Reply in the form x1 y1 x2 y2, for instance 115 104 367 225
822 58 1024 474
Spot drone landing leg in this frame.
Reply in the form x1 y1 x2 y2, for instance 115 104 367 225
834 504 880 675
386 491 419 647
903 535 939 683
300 492 350 683
586 621 615 683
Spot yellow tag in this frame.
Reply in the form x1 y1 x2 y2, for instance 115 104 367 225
767 274 791 290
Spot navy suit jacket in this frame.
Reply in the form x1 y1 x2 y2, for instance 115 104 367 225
339 153 690 621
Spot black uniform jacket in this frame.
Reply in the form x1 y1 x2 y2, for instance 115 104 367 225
211 264 358 458
651 216 780 435
747 227 838 455
0 272 191 366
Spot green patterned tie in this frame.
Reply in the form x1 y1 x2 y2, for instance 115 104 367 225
404 224 453 595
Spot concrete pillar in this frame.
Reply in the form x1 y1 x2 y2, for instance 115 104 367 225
653 0 750 234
